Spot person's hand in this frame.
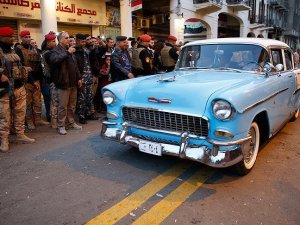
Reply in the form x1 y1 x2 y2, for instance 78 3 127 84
78 79 83 88
1 74 9 82
33 81 40 90
25 67 33 72
128 72 134 79
68 46 76 54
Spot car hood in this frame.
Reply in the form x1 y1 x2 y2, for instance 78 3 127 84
124 70 257 116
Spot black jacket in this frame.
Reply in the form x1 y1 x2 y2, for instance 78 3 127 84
49 44 81 89
111 48 132 82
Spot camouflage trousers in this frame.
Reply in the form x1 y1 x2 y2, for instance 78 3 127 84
50 83 58 128
77 83 93 118
0 86 26 139
25 82 42 124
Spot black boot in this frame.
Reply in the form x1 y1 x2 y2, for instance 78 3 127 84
79 116 87 124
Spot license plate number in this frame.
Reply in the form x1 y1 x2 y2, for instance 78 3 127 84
139 140 162 156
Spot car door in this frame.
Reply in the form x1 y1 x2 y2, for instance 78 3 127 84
270 48 296 130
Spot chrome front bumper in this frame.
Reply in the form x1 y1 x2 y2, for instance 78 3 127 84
101 121 251 168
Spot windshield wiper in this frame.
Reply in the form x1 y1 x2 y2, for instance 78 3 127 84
213 67 242 73
177 67 210 70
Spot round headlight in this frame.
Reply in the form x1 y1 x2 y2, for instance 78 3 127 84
212 100 233 120
103 90 116 105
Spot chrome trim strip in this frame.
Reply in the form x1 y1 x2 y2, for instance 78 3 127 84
207 136 252 146
102 121 118 125
125 122 206 139
106 112 118 119
242 88 289 113
214 129 234 138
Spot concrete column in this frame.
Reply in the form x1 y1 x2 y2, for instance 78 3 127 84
170 0 184 42
40 0 57 35
120 0 132 38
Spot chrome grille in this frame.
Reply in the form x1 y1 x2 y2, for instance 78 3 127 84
122 107 208 137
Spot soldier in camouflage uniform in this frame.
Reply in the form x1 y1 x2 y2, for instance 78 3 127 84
15 30 49 130
74 34 95 124
0 27 35 152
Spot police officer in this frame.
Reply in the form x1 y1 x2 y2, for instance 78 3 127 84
15 30 49 130
0 27 35 152
160 35 179 72
74 33 95 124
131 34 154 76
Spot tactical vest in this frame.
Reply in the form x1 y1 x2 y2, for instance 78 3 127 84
0 47 28 81
160 45 176 67
131 47 144 70
17 45 41 72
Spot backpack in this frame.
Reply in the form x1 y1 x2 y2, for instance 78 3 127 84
40 50 51 78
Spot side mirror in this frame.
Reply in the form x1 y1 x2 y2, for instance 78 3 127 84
275 64 284 72
263 62 276 73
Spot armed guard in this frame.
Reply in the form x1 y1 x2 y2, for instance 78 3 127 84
131 34 154 76
0 27 35 152
15 30 49 130
160 35 179 72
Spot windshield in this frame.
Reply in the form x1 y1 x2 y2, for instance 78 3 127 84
176 44 270 72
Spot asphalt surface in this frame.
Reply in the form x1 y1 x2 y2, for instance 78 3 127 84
0 117 299 225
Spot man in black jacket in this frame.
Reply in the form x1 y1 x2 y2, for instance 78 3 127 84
111 36 134 82
49 31 82 135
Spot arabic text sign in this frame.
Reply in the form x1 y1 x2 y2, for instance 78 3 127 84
0 0 105 25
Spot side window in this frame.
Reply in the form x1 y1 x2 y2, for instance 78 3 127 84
271 49 283 66
284 49 293 70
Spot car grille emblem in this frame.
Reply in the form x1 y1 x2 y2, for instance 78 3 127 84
148 97 172 103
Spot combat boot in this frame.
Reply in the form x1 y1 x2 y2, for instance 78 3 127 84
51 119 57 129
15 134 35 144
27 121 36 130
35 119 50 126
0 137 9 153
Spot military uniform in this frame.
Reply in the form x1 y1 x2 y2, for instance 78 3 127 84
0 27 35 152
160 36 179 72
15 30 48 130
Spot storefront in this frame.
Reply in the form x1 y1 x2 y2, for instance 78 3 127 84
0 0 107 45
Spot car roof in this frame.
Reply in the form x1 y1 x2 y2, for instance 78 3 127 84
184 38 290 49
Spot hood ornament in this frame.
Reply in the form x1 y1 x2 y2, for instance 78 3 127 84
158 74 176 82
148 97 172 103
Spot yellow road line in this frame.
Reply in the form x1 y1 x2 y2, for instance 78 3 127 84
132 167 215 225
85 162 191 225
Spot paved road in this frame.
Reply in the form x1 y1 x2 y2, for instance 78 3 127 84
0 118 299 225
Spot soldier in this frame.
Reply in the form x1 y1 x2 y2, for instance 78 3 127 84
41 32 58 128
74 33 96 124
0 27 35 152
15 30 49 130
131 34 154 76
160 35 179 72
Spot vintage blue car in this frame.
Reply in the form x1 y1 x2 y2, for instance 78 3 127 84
101 38 300 175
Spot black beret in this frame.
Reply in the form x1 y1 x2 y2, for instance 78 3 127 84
116 35 127 42
76 33 86 40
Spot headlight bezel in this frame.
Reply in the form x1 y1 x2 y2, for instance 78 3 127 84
102 90 116 105
212 99 235 120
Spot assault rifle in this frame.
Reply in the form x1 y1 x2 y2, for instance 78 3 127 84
4 59 15 124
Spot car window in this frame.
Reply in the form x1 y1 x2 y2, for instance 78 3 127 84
177 44 269 72
271 49 283 67
284 49 293 70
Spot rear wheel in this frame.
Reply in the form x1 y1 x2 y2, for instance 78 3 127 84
234 122 260 176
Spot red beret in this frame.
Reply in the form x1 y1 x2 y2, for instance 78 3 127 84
140 34 151 42
19 30 30 37
45 33 56 40
168 35 177 41
0 27 14 37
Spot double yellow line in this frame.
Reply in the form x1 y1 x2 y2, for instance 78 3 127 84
85 163 214 225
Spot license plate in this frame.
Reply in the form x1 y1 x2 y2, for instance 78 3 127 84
139 140 162 156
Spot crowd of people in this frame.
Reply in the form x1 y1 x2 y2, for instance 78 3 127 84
0 26 181 152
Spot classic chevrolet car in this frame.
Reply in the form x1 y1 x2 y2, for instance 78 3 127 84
101 38 300 175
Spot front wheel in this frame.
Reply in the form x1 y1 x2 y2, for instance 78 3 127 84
289 109 299 122
233 122 260 176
